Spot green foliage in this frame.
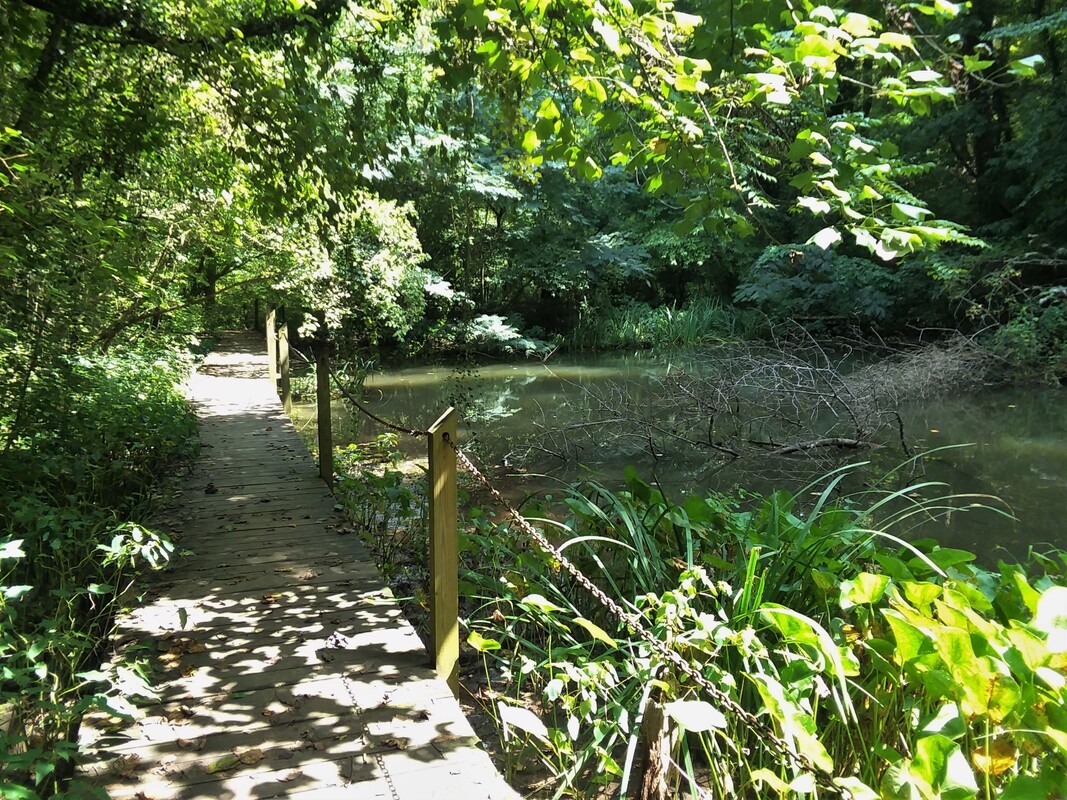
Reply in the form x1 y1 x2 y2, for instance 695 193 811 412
734 244 949 329
459 468 1067 797
0 344 196 797
566 298 764 350
438 0 978 254
334 442 427 580
988 288 1067 383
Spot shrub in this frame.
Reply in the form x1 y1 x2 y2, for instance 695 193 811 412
0 344 197 797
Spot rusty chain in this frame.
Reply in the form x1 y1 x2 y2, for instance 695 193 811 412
329 383 846 794
443 433 849 796
329 366 432 438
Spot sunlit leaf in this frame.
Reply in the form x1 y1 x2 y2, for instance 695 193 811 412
664 699 727 732
498 703 550 741
572 616 618 648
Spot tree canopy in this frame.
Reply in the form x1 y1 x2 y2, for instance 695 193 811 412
1 0 1065 379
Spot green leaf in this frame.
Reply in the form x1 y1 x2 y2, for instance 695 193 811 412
907 69 943 83
467 630 502 652
0 539 25 560
592 18 622 56
883 609 928 662
0 783 38 799
1034 586 1067 652
521 593 565 613
809 227 842 249
3 585 32 600
208 754 241 773
891 202 930 222
833 777 881 800
902 581 941 609
962 55 994 72
498 703 550 741
840 13 876 37
934 0 962 17
521 129 540 154
1009 55 1045 78
572 616 617 648
880 32 913 49
999 775 1057 800
798 196 832 215
664 699 727 732
840 573 891 608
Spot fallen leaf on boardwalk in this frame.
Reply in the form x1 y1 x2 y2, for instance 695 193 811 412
185 640 207 654
278 770 302 783
432 734 481 752
208 754 241 773
177 737 206 751
261 593 282 604
181 665 198 677
163 706 192 722
273 567 292 573
275 690 299 707
382 737 410 750
112 754 141 778
237 748 266 765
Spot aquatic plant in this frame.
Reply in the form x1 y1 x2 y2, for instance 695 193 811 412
459 468 1067 799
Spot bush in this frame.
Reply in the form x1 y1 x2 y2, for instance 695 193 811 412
988 287 1067 383
734 244 947 330
0 344 197 798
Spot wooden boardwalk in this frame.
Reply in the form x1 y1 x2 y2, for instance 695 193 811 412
81 332 520 800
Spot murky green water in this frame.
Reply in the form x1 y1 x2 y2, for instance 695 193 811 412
294 352 1067 560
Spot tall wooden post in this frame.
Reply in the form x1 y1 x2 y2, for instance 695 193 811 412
265 307 278 389
314 342 333 485
278 318 292 414
427 407 459 692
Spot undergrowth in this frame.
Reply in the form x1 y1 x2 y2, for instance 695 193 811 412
334 445 1067 800
0 344 199 798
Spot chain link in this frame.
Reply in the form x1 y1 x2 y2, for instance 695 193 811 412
443 433 848 796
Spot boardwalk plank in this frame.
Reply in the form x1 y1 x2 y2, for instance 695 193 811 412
80 332 520 800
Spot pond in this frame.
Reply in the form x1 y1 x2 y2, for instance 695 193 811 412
293 351 1067 561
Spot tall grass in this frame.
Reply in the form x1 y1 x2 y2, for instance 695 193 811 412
566 298 766 351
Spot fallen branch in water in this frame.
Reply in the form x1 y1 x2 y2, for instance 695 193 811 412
769 438 879 456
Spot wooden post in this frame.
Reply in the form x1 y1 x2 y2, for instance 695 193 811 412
314 343 333 485
427 407 459 692
278 317 292 414
265 307 278 389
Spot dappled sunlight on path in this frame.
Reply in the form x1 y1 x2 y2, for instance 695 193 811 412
80 332 520 800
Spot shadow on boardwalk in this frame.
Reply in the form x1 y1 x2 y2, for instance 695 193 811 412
80 332 520 800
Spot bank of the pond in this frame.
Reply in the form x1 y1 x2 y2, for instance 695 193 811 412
301 409 1067 800
293 350 1067 559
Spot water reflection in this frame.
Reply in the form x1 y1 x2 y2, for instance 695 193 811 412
295 353 1067 560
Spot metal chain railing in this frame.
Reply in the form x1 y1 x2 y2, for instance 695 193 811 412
329 363 432 439
326 374 847 795
443 433 847 795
